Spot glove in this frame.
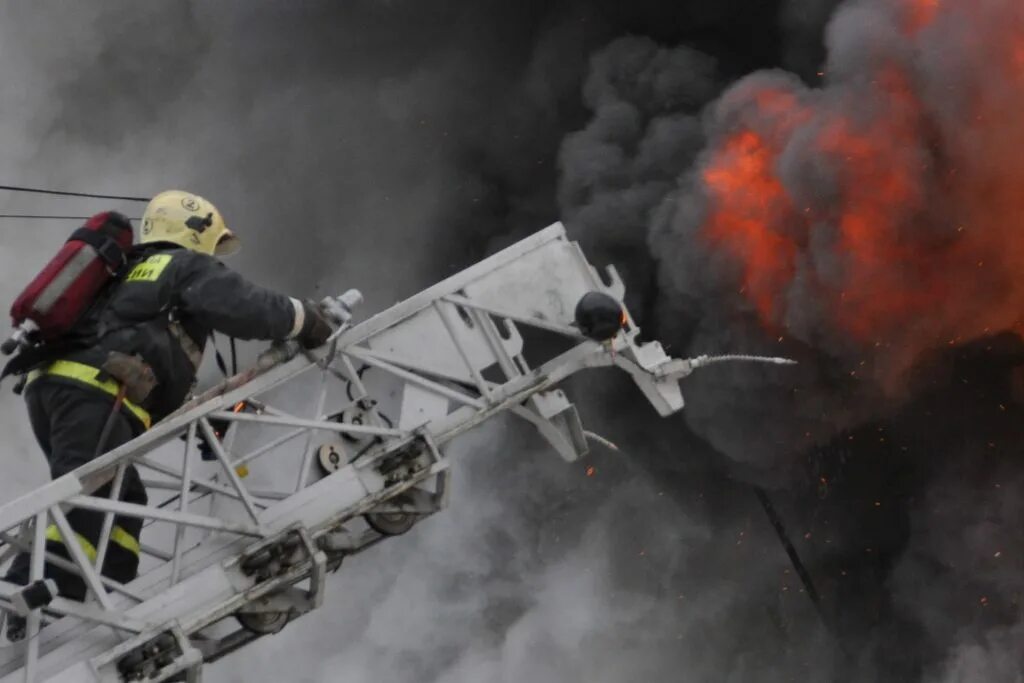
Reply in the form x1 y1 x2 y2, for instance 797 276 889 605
297 301 333 349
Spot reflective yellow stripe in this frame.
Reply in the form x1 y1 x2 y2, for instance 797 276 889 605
26 360 152 429
45 524 140 559
109 526 140 556
45 525 97 563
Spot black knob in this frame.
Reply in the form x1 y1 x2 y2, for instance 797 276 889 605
574 292 624 341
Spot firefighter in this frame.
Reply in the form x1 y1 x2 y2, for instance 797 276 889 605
2 190 332 641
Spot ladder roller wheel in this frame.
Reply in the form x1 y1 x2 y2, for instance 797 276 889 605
316 442 345 475
116 650 146 679
364 511 418 536
236 610 290 635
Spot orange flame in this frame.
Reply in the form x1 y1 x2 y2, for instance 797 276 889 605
694 1 1024 381
904 0 940 34
702 129 799 324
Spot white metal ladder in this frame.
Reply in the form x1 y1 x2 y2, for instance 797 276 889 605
0 223 789 682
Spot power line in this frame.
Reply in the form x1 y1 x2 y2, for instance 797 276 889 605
752 485 825 611
0 214 140 220
0 184 150 202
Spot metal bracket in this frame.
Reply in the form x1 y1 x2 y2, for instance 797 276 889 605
96 626 202 683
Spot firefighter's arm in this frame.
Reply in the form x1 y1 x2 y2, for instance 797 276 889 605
171 253 328 346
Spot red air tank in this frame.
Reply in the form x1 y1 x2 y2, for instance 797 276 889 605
6 212 133 349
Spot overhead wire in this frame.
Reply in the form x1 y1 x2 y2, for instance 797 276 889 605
0 184 149 222
0 183 151 202
0 215 140 220
751 483 854 668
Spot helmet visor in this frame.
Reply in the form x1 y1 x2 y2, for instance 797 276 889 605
214 229 241 256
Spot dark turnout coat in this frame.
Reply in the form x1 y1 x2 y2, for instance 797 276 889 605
59 242 301 421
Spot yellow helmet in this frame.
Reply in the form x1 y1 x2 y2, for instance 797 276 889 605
139 190 240 256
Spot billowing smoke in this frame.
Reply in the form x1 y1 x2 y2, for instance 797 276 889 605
558 36 718 319
660 0 1024 373
561 0 1024 679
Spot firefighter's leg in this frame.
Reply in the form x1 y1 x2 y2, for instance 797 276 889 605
3 384 56 594
4 380 145 603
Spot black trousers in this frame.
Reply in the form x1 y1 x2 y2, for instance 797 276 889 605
5 379 147 600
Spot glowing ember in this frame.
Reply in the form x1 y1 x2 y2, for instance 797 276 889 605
585 466 596 477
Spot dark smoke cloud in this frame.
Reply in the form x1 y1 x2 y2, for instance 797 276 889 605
560 41 865 479
896 465 1024 681
558 36 717 316
558 0 1024 680
780 0 845 75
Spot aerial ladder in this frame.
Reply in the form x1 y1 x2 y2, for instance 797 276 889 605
0 223 790 682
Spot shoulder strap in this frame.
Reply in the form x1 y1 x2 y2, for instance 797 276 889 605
168 319 204 371
207 333 238 379
69 227 128 272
